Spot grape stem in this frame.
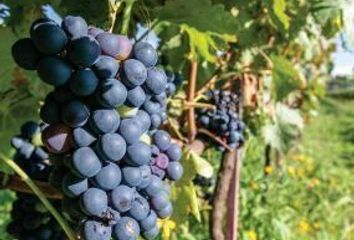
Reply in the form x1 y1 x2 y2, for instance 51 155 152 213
187 60 198 142
195 74 219 98
198 129 233 152
109 0 123 33
0 153 76 240
183 101 216 110
120 0 136 35
0 173 63 199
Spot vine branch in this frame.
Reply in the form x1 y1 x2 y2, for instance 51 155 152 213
0 153 75 240
187 60 198 142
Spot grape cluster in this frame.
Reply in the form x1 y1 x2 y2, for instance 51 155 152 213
196 90 244 151
7 121 64 240
12 15 183 240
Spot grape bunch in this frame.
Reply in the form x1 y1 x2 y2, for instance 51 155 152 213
12 15 183 240
196 90 244 151
7 121 64 240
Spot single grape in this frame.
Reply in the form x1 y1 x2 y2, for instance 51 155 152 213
134 110 151 133
96 78 127 108
62 173 88 197
125 142 151 166
12 38 42 70
133 42 158 67
126 86 146 107
145 67 167 95
80 188 108 217
142 226 159 240
154 153 169 169
142 99 160 115
166 143 182 161
42 124 73 154
82 220 112 240
88 26 104 37
118 119 142 145
122 59 147 87
111 185 135 213
153 130 171 151
113 217 140 240
67 36 100 67
96 133 126 162
167 161 183 181
61 15 88 39
40 98 61 125
31 22 67 54
89 109 120 134
138 165 152 189
61 101 90 127
93 56 119 79
156 202 172 219
144 175 163 197
71 147 102 178
121 167 143 187
139 210 157 231
94 163 122 190
150 114 161 129
129 195 150 221
51 87 76 104
20 121 39 139
73 127 97 147
96 32 132 60
151 191 170 211
70 68 99 96
37 57 72 87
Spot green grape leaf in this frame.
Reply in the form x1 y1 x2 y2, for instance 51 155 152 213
265 0 291 32
153 0 238 34
185 182 201 222
190 151 213 178
271 55 302 101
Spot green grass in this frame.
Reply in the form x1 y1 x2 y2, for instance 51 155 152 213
238 98 354 240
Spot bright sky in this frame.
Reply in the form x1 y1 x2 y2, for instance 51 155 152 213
331 36 354 76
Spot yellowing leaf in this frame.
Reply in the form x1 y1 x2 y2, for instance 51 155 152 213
266 0 291 31
186 182 201 221
190 151 213 178
157 218 176 240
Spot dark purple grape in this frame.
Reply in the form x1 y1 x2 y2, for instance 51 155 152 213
134 110 151 133
96 133 126 162
73 127 97 147
154 153 169 169
37 57 72 87
153 130 171 151
144 175 163 197
31 22 67 54
122 59 147 87
156 202 172 219
21 121 39 139
40 98 61 125
93 56 119 79
111 185 135 213
138 165 152 189
96 78 127 108
126 86 146 107
145 67 167 95
67 36 100 67
70 68 99 96
129 195 150 222
118 119 142 145
88 26 104 37
82 220 112 240
142 226 159 240
125 142 151 166
133 42 158 67
42 124 73 154
150 114 161 129
113 217 140 240
62 173 88 197
140 210 157 231
89 109 120 134
167 161 183 181
80 188 108 217
61 101 90 127
96 32 132 60
94 163 122 190
61 15 88 39
151 191 170 211
121 167 143 187
166 143 182 161
71 147 101 178
12 38 42 70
